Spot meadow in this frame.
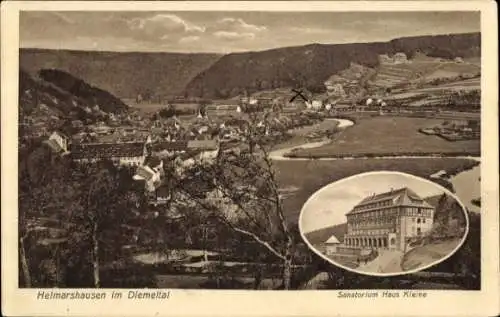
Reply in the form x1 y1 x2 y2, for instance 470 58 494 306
289 116 480 158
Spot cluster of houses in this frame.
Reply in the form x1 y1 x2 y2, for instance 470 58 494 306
44 129 221 205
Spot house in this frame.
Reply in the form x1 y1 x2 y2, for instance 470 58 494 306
187 139 219 161
133 156 164 192
71 141 147 166
311 100 323 110
378 54 392 64
149 185 172 206
378 53 408 65
93 125 112 135
44 131 70 154
325 235 341 255
343 187 435 251
393 52 408 64
71 120 84 129
325 82 347 98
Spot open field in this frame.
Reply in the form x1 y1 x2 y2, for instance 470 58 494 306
274 158 478 223
289 117 480 158
401 238 462 271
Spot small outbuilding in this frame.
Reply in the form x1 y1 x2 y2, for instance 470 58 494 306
325 235 341 255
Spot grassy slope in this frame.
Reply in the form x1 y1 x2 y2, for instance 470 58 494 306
275 158 478 224
401 238 462 271
291 117 480 157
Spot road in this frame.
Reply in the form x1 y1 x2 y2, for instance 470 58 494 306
356 249 404 274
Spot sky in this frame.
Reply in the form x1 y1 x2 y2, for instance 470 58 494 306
20 11 480 53
300 172 447 234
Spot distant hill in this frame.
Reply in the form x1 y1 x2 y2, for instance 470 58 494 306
20 48 222 100
19 68 128 136
38 69 129 114
304 223 347 246
184 33 480 98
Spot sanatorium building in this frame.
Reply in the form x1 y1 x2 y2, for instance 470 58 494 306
343 187 435 251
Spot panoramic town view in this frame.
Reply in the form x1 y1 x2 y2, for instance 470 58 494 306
19 11 481 290
300 172 468 276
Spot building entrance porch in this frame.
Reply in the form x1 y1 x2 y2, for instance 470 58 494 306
343 236 393 249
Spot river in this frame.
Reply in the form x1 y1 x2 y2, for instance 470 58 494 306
270 118 481 212
449 162 481 213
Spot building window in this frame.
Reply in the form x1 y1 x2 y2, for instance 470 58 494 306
417 218 421 224
423 218 426 224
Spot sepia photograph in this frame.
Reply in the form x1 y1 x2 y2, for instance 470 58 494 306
1 1 498 317
17 9 482 291
300 172 469 276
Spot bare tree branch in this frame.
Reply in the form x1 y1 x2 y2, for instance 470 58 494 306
178 186 286 261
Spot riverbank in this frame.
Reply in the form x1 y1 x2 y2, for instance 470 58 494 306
283 152 481 160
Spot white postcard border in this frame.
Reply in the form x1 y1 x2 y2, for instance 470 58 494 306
2 1 498 317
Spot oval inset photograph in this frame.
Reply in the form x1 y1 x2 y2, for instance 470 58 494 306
299 171 469 276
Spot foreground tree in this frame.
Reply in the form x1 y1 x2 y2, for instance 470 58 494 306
176 113 298 289
68 163 144 288
18 144 83 287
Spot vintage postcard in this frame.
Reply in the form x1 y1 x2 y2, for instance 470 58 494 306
1 1 499 316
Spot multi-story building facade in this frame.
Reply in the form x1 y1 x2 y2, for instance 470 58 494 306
71 141 147 167
344 187 435 251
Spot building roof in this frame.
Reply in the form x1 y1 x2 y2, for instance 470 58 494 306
134 165 156 181
347 187 434 215
51 130 69 140
325 235 340 244
44 139 65 153
187 139 218 151
71 142 144 160
153 141 188 151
